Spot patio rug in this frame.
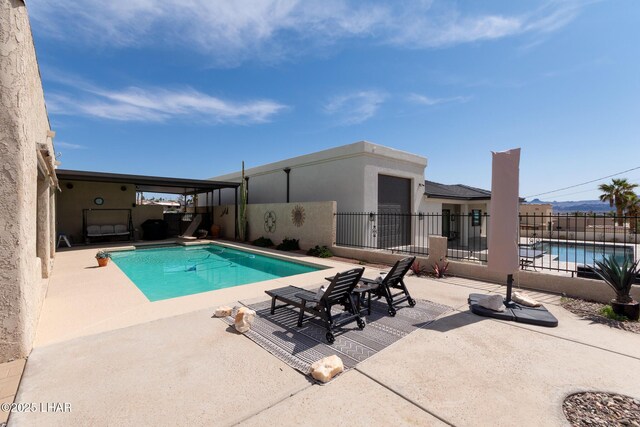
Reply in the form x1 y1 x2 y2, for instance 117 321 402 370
219 298 452 375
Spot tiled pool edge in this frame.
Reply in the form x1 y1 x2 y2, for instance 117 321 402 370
104 240 330 270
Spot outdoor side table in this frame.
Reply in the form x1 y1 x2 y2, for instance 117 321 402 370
353 282 378 316
325 276 378 316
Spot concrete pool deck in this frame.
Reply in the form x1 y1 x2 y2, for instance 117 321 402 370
7 241 640 426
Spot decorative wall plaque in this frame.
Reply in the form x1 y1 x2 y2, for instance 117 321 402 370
291 205 306 227
264 211 277 233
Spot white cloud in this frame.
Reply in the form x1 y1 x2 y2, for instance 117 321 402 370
324 91 386 125
408 93 471 106
54 141 86 149
28 1 588 65
46 83 287 124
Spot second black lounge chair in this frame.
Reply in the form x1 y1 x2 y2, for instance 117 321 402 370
265 267 365 344
361 256 416 316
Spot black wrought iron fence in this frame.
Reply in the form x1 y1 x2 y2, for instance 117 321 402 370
335 212 489 262
518 213 639 275
335 212 639 275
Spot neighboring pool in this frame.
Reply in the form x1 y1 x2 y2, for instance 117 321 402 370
110 244 324 301
533 241 635 265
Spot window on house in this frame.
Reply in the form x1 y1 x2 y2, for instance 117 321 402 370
471 209 482 226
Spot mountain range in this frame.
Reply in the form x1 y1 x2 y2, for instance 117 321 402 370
527 199 613 213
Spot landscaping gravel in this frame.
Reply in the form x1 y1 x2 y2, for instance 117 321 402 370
563 392 640 427
560 297 640 334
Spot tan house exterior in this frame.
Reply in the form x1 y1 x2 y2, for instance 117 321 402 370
0 0 58 363
519 203 553 217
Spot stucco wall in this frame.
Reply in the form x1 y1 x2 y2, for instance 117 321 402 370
446 260 640 304
519 203 553 216
57 180 164 243
212 205 237 239
0 0 56 362
330 245 640 304
213 201 336 249
246 201 336 249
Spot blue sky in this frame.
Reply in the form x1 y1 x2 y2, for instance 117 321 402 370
29 0 640 201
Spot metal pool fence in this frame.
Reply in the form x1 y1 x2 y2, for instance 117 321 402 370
335 212 489 263
335 212 639 276
518 213 638 275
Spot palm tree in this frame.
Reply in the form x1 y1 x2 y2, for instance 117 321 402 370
598 178 638 226
626 193 640 233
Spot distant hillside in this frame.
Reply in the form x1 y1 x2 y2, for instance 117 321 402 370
527 198 613 213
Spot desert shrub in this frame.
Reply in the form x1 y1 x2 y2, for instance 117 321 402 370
432 259 450 278
410 261 428 277
599 305 629 322
276 237 300 251
306 245 333 258
252 237 274 247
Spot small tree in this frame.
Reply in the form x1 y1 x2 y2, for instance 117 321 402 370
626 193 640 234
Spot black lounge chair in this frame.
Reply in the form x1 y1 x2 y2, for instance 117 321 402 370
577 264 640 283
265 267 366 344
360 256 416 316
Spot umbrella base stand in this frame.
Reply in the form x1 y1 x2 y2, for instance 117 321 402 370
468 293 558 327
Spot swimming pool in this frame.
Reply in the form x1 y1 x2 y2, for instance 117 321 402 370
110 244 324 301
532 241 634 266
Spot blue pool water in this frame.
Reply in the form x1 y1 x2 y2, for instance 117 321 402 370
110 244 323 301
533 242 634 265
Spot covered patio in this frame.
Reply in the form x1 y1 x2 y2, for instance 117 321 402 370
55 169 240 244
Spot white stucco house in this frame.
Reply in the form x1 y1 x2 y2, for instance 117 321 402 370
208 141 491 250
212 141 428 213
422 180 491 243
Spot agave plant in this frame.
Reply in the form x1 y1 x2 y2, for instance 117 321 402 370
593 256 639 304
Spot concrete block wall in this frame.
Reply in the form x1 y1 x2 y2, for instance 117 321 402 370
331 236 640 304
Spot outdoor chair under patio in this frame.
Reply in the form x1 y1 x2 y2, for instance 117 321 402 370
360 256 417 316
265 267 366 344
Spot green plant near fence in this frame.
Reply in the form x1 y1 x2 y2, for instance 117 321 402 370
307 245 333 258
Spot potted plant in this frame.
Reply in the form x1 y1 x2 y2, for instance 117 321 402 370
594 256 639 320
96 250 111 267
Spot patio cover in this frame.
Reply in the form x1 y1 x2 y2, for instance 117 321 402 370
57 169 241 239
55 169 240 195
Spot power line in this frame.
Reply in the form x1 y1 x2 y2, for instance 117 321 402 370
524 166 640 199
546 188 603 200
547 174 640 201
